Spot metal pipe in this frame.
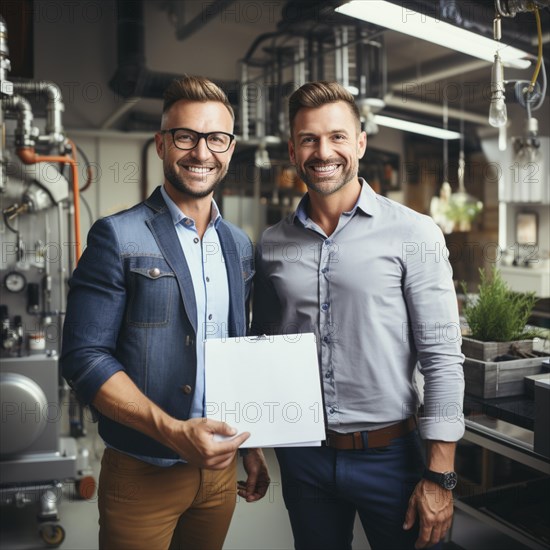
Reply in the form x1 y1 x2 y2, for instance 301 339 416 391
1 15 12 193
334 28 342 84
12 80 65 144
175 0 236 41
239 62 249 141
0 15 12 94
384 94 489 126
57 201 66 323
3 94 36 148
101 97 141 129
388 57 489 91
293 38 306 88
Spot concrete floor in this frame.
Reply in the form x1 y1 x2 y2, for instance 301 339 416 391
0 422 535 550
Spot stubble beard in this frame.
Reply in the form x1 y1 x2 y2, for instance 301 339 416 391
296 158 358 197
164 163 228 199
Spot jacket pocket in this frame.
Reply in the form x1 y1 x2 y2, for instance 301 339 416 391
126 267 176 327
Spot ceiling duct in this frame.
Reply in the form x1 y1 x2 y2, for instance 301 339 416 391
108 0 238 102
160 0 238 42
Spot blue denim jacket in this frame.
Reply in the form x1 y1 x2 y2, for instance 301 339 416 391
61 187 254 459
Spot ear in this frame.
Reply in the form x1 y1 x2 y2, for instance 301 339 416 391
357 131 367 159
155 132 165 160
288 138 296 164
226 138 237 161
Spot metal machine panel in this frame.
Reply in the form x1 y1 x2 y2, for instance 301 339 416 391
0 354 77 485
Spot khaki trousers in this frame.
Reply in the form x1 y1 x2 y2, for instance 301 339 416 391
98 448 237 550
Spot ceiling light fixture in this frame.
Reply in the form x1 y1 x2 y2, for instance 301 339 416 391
336 1 531 69
374 115 461 140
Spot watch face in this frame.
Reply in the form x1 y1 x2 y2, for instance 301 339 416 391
443 471 458 490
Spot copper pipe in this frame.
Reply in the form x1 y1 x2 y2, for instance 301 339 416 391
17 146 82 263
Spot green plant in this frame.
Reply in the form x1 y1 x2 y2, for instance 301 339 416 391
461 267 540 342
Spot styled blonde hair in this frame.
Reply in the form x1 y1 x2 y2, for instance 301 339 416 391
162 75 234 120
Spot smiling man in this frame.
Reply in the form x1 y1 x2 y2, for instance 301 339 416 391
252 81 465 550
62 76 269 550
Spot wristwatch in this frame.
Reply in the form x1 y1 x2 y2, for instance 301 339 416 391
422 468 457 490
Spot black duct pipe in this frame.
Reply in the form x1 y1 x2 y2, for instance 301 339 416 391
109 0 239 102
176 0 236 41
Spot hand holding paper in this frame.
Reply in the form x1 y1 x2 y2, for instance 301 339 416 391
169 417 250 469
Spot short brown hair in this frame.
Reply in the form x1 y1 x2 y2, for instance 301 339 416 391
288 81 360 134
162 75 234 120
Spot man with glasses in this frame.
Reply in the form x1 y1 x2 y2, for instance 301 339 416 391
62 76 269 550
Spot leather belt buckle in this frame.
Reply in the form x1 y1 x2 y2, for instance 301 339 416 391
325 417 417 451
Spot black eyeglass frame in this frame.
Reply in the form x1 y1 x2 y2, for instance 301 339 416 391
160 127 235 153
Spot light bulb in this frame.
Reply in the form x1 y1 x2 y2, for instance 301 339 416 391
489 52 507 128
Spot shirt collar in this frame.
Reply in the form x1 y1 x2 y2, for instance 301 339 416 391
293 178 379 225
160 185 221 228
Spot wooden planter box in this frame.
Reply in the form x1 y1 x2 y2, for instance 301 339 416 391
463 355 549 399
461 337 534 362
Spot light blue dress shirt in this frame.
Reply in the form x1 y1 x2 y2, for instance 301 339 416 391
253 179 465 442
160 185 230 418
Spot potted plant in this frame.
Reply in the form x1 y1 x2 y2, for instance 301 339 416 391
460 267 547 399
461 267 541 361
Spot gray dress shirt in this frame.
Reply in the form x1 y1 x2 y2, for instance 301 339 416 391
252 179 465 442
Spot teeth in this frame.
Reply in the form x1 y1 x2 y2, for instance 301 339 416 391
186 166 212 173
312 164 338 172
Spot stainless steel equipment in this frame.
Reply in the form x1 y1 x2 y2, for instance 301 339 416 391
0 15 89 548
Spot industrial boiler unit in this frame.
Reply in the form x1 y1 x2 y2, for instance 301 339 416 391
0 15 93 548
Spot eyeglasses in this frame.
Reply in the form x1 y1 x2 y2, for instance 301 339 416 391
160 127 235 153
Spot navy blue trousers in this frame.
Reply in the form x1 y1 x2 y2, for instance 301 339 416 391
276 430 440 550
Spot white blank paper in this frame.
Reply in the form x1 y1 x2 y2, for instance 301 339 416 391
205 333 326 448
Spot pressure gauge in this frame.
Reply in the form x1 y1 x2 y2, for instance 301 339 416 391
3 271 27 293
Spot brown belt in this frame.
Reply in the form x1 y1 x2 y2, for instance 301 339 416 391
325 417 417 450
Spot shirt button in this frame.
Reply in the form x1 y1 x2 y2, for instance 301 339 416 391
325 371 332 379
193 237 199 244
181 384 193 394
148 267 161 278
323 336 330 343
321 267 328 274
206 276 210 282
185 219 192 226
321 303 329 312
208 314 213 320
324 239 331 246
329 407 335 414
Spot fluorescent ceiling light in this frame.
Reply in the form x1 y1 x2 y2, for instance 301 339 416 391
374 115 461 139
336 1 531 69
